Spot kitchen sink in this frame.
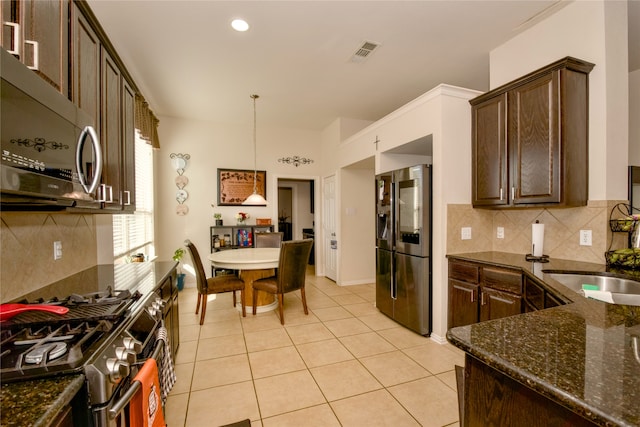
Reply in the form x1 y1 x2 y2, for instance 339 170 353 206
544 271 640 306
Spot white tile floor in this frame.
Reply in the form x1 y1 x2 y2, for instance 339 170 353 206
165 268 463 427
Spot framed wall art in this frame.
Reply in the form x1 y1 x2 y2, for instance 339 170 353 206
217 168 267 205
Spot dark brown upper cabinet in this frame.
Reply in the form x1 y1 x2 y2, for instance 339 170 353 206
1 0 69 95
71 2 136 211
470 57 594 208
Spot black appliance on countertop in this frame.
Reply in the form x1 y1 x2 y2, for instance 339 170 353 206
0 264 171 427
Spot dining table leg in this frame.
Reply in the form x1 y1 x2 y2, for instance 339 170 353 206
239 269 276 310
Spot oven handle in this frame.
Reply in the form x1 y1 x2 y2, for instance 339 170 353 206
108 336 165 420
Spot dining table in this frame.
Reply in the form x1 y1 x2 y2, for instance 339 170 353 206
208 247 280 313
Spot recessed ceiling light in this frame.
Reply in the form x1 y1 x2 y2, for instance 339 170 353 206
231 19 249 32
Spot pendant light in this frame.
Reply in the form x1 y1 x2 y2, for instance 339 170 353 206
243 94 268 205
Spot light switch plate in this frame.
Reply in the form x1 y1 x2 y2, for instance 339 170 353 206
497 227 505 239
461 227 472 240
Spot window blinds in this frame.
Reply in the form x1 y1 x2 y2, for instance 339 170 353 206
113 132 155 261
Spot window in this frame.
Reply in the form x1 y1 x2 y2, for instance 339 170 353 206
113 132 155 263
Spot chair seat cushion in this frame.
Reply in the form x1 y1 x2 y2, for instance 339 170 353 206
252 277 278 294
206 275 245 293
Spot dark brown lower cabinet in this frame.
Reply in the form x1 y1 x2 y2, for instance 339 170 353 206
157 271 180 359
449 259 567 329
462 355 597 427
448 260 522 329
449 279 479 328
479 286 521 322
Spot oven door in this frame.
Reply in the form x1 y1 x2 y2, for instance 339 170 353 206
94 306 164 427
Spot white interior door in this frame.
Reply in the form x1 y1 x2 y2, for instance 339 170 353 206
323 174 337 281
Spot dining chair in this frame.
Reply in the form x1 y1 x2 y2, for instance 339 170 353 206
251 239 313 324
254 232 283 248
184 239 246 324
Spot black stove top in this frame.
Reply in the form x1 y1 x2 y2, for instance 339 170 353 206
0 287 141 382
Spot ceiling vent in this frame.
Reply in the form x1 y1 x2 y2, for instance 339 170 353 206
350 40 380 63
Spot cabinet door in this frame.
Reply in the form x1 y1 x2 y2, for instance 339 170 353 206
480 287 522 322
100 47 122 209
121 78 136 211
472 94 508 206
171 290 180 358
509 71 560 204
21 0 69 94
1 0 68 95
72 5 100 126
1 1 17 53
448 279 479 329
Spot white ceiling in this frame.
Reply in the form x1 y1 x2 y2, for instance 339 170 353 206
87 0 638 132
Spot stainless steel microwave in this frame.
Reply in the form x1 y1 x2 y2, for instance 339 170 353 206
1 49 102 210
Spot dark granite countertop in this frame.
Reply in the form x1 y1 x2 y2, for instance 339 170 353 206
0 261 177 426
0 375 84 427
13 261 178 305
446 252 640 427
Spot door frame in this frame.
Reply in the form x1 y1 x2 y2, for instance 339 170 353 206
272 173 320 271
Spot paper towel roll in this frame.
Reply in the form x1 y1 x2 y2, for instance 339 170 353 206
532 222 544 256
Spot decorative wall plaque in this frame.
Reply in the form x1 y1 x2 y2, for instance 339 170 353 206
217 168 267 206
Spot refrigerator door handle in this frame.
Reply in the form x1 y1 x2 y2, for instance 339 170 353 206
391 254 396 299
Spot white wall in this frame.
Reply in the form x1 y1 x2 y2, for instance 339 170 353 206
155 116 322 284
335 84 479 341
490 0 629 201
630 69 640 166
339 167 375 285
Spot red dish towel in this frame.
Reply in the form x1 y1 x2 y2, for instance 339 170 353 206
129 358 167 427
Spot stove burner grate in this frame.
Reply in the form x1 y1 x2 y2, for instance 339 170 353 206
4 298 136 327
0 320 113 380
24 342 67 364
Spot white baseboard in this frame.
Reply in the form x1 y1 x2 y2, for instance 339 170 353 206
429 333 448 344
339 278 375 286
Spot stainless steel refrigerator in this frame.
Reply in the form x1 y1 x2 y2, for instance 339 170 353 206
375 164 432 336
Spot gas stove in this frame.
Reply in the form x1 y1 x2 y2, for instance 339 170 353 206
0 264 170 427
0 287 141 382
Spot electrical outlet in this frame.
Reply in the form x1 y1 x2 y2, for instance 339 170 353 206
461 227 472 240
497 227 505 239
53 241 62 260
579 230 592 246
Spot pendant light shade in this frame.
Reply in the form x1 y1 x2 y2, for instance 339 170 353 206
243 94 267 206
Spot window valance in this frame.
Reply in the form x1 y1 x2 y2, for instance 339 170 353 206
135 94 160 148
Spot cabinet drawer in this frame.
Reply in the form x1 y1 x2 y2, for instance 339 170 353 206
482 267 522 294
449 261 480 284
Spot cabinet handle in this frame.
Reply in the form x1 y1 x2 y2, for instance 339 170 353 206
123 190 131 206
3 22 20 56
511 187 515 201
470 289 475 303
97 184 107 202
481 291 486 306
499 188 503 201
98 184 113 203
25 40 38 70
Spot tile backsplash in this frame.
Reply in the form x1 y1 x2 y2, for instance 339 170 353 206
447 200 629 264
1 212 97 302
